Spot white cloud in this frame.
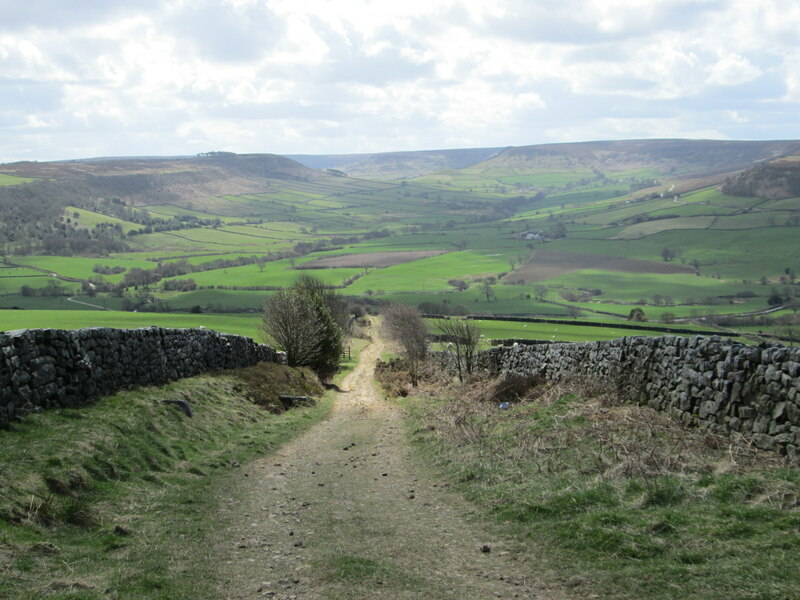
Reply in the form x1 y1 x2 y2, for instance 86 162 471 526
707 53 761 87
0 0 799 162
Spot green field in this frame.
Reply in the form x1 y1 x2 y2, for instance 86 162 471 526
65 206 141 234
346 251 513 294
11 255 154 282
0 310 262 339
1 151 797 343
457 319 698 344
0 276 79 295
168 259 361 289
0 173 34 185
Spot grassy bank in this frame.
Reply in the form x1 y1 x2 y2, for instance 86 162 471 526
0 362 332 600
402 375 800 599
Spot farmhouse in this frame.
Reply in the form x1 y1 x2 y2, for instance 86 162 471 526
518 229 544 240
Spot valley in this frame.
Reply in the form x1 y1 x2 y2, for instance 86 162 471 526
1 139 798 344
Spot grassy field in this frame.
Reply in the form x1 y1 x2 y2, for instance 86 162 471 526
11 256 155 282
0 310 263 339
1 155 797 343
0 363 333 600
65 207 141 234
346 251 514 295
0 277 80 296
0 173 34 185
404 380 800 599
424 317 711 346
167 259 361 289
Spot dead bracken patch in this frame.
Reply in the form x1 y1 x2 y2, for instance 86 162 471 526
418 374 795 496
231 363 323 413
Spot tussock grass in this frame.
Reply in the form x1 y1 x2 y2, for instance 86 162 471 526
405 374 800 599
0 362 331 600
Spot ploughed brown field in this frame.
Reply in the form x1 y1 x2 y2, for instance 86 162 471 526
506 250 695 283
298 250 447 269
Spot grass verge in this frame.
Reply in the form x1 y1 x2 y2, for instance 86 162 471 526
0 362 333 600
400 372 800 600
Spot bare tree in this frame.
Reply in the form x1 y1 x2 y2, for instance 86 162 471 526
480 280 496 302
261 290 325 368
382 304 429 386
435 318 481 382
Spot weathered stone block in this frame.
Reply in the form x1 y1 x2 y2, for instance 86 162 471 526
753 433 776 450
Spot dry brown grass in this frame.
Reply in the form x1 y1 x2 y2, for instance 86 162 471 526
231 362 323 412
418 374 795 489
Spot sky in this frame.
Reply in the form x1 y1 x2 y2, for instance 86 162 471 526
1 0 800 162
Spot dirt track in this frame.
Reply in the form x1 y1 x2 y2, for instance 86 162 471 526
213 335 568 599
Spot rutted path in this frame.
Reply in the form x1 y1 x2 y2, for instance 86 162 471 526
213 334 568 600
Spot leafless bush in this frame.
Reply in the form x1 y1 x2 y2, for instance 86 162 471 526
382 304 429 386
434 318 481 382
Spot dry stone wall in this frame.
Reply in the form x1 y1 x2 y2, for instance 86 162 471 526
1 327 280 425
437 336 800 457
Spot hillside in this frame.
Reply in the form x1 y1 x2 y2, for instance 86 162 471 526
485 139 800 175
0 152 317 205
721 159 800 199
288 147 506 179
0 139 798 345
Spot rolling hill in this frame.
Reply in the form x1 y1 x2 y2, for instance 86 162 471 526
0 139 798 344
288 147 506 180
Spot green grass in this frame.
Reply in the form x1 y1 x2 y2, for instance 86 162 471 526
167 259 361 289
545 226 800 280
11 256 155 283
0 295 103 310
155 289 270 311
404 381 800 599
0 363 332 600
0 277 80 296
426 318 697 344
543 269 744 304
380 288 569 316
613 216 716 239
0 310 263 339
65 207 141 234
0 173 35 185
3 157 797 321
346 251 514 294
565 297 768 319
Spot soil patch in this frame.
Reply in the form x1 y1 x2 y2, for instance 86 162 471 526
506 250 694 283
299 250 447 269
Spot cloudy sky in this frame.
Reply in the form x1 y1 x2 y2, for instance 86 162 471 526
2 0 799 162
